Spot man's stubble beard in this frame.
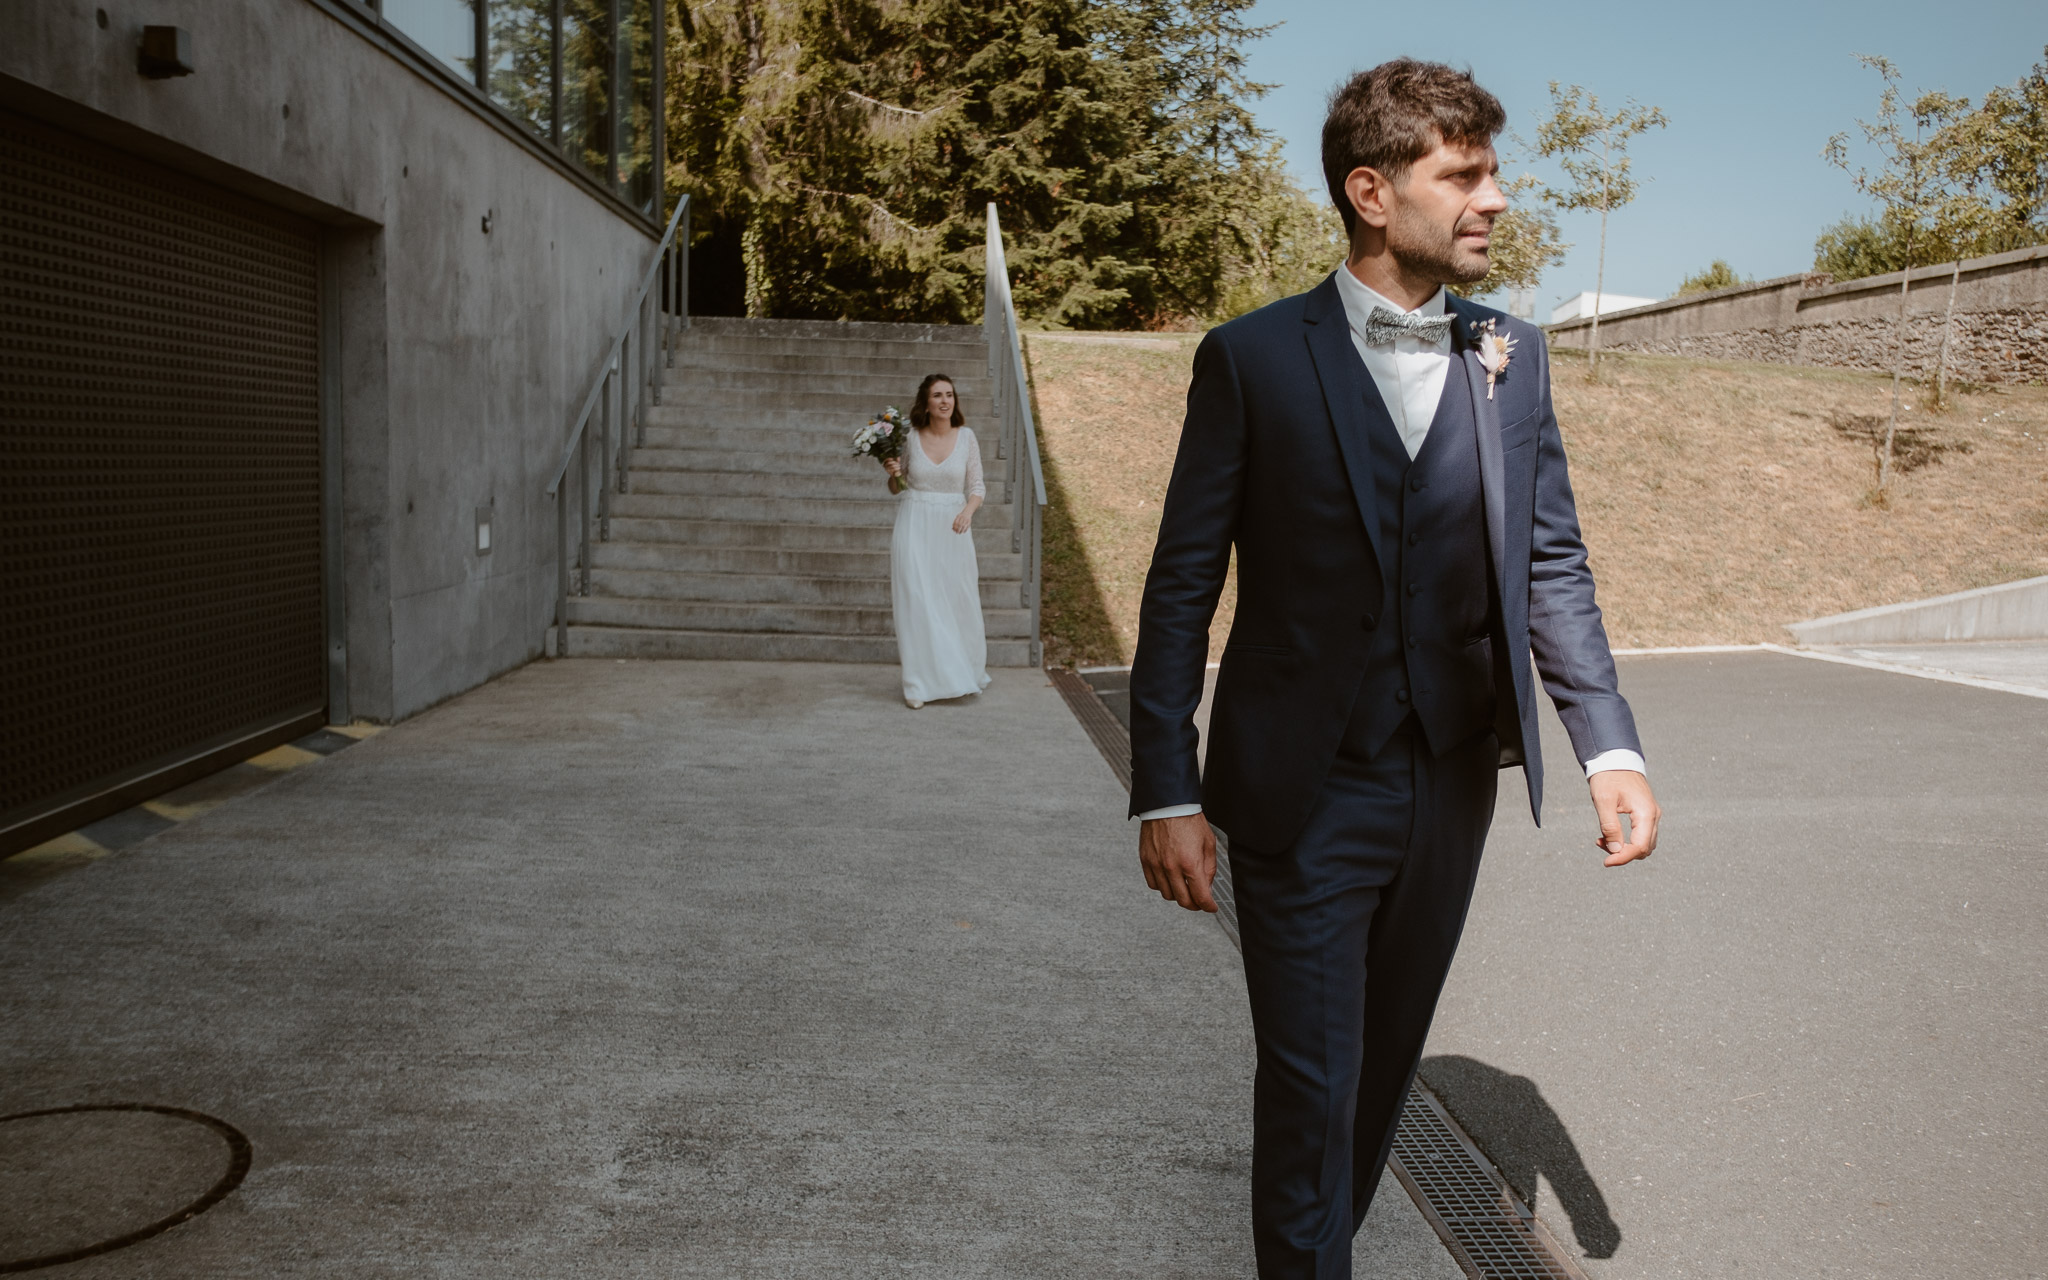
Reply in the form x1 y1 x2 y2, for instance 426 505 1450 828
1386 201 1492 287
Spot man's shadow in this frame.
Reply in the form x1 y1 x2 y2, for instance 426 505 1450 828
1418 1054 1621 1259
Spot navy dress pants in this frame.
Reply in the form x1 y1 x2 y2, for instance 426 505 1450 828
1228 722 1500 1280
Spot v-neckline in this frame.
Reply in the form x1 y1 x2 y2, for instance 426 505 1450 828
915 428 959 467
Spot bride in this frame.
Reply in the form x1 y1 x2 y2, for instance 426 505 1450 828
881 374 991 709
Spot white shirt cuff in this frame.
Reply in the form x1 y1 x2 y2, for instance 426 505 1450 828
1583 749 1647 779
1136 803 1204 821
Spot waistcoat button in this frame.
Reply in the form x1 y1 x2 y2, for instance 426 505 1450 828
1410 477 1427 492
1395 689 1410 704
1406 582 1420 596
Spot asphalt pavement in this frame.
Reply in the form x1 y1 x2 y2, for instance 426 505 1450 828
1428 649 2047 1278
0 660 1457 1278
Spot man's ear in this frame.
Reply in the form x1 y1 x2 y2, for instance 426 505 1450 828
1343 166 1394 230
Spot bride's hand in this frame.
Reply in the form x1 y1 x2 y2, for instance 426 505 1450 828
883 457 904 477
952 511 973 534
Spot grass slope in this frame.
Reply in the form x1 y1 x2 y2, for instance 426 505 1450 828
1026 332 2048 665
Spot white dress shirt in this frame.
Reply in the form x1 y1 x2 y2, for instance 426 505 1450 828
1136 267 1642 821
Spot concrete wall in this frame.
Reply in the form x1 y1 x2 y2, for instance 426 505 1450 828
1786 576 2048 645
1547 245 2048 385
3 0 658 721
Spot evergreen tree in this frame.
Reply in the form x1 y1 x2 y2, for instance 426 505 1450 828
663 0 1332 326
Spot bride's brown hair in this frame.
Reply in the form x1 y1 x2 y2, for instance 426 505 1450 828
910 373 965 430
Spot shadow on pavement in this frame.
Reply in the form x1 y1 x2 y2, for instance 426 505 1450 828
1420 1054 1621 1259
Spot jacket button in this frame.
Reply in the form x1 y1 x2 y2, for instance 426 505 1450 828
1407 532 1421 546
1407 637 1418 649
1395 689 1411 704
1360 613 1378 630
1406 583 1421 596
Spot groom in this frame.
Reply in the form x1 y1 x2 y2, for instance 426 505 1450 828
1128 59 1661 1278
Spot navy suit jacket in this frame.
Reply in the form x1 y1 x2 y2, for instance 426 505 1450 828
1127 274 1642 851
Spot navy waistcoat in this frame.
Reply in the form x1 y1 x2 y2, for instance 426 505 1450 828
1340 347 1500 761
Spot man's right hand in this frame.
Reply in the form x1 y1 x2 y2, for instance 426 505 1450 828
1139 812 1219 913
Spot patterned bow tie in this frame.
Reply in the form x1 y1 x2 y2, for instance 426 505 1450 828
1362 305 1453 348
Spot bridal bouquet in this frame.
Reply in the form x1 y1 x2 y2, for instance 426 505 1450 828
852 406 911 489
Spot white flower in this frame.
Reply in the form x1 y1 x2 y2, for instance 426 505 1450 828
1470 319 1517 400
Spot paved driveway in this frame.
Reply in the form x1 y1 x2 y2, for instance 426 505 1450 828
0 661 1454 1278
1427 650 2047 1279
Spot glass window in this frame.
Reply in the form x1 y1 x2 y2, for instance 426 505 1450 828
382 0 477 83
617 0 656 212
560 0 613 188
488 0 554 139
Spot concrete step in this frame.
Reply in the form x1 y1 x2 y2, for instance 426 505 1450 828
624 446 1012 479
587 567 1029 610
566 595 1034 638
664 368 995 398
684 317 986 342
636 422 1015 454
588 539 1025 581
643 387 995 416
606 517 1018 556
625 467 1005 502
608 491 1014 527
556 624 1036 667
672 350 994 377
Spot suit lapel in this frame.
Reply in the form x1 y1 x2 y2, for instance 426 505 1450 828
1302 275 1389 580
1446 295 1509 597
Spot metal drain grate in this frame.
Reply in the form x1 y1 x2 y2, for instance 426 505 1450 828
1051 667 1586 1280
1389 1084 1590 1280
1048 668 1132 790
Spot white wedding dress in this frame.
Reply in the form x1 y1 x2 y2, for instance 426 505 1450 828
892 426 991 704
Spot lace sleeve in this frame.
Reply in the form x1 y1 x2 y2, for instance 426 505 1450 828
964 429 985 499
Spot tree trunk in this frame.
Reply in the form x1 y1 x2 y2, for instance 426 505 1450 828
1933 258 1962 408
1878 234 1914 494
1589 133 1611 375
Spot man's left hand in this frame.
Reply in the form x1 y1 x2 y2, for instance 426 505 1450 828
1589 770 1660 866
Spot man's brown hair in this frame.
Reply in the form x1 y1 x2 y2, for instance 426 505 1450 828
1321 59 1506 236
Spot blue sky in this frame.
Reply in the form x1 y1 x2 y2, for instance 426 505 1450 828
1237 0 2047 311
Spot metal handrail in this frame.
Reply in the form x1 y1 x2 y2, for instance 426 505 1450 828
983 204 1047 666
546 194 691 657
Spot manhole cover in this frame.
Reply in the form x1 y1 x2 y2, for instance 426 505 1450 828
0 1104 250 1273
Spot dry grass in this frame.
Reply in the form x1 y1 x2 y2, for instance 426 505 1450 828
1026 332 2048 663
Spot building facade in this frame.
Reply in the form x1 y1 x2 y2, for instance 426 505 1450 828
1 0 669 852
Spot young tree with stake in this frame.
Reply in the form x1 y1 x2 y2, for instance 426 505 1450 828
1823 55 1969 496
1533 84 1667 375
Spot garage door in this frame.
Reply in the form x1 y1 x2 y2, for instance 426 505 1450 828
0 109 328 855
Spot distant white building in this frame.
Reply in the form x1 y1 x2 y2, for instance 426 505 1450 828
1549 291 1659 324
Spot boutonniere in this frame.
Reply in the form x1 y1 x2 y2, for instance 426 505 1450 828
1470 319 1517 400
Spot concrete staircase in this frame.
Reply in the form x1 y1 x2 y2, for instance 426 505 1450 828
558 318 1036 665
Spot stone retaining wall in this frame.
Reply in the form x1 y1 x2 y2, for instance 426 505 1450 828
1546 244 2048 384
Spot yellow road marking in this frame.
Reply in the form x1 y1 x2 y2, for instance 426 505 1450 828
6 832 110 865
246 744 322 771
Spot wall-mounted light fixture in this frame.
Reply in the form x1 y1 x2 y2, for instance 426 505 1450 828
475 506 493 556
137 26 194 78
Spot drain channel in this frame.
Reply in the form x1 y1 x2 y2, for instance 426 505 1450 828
1051 666 1587 1280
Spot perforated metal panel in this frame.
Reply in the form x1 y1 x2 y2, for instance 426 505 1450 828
0 109 326 851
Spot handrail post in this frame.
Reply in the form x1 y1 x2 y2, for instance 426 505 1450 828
579 428 594 593
556 487 570 657
614 329 630 489
598 365 614 541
